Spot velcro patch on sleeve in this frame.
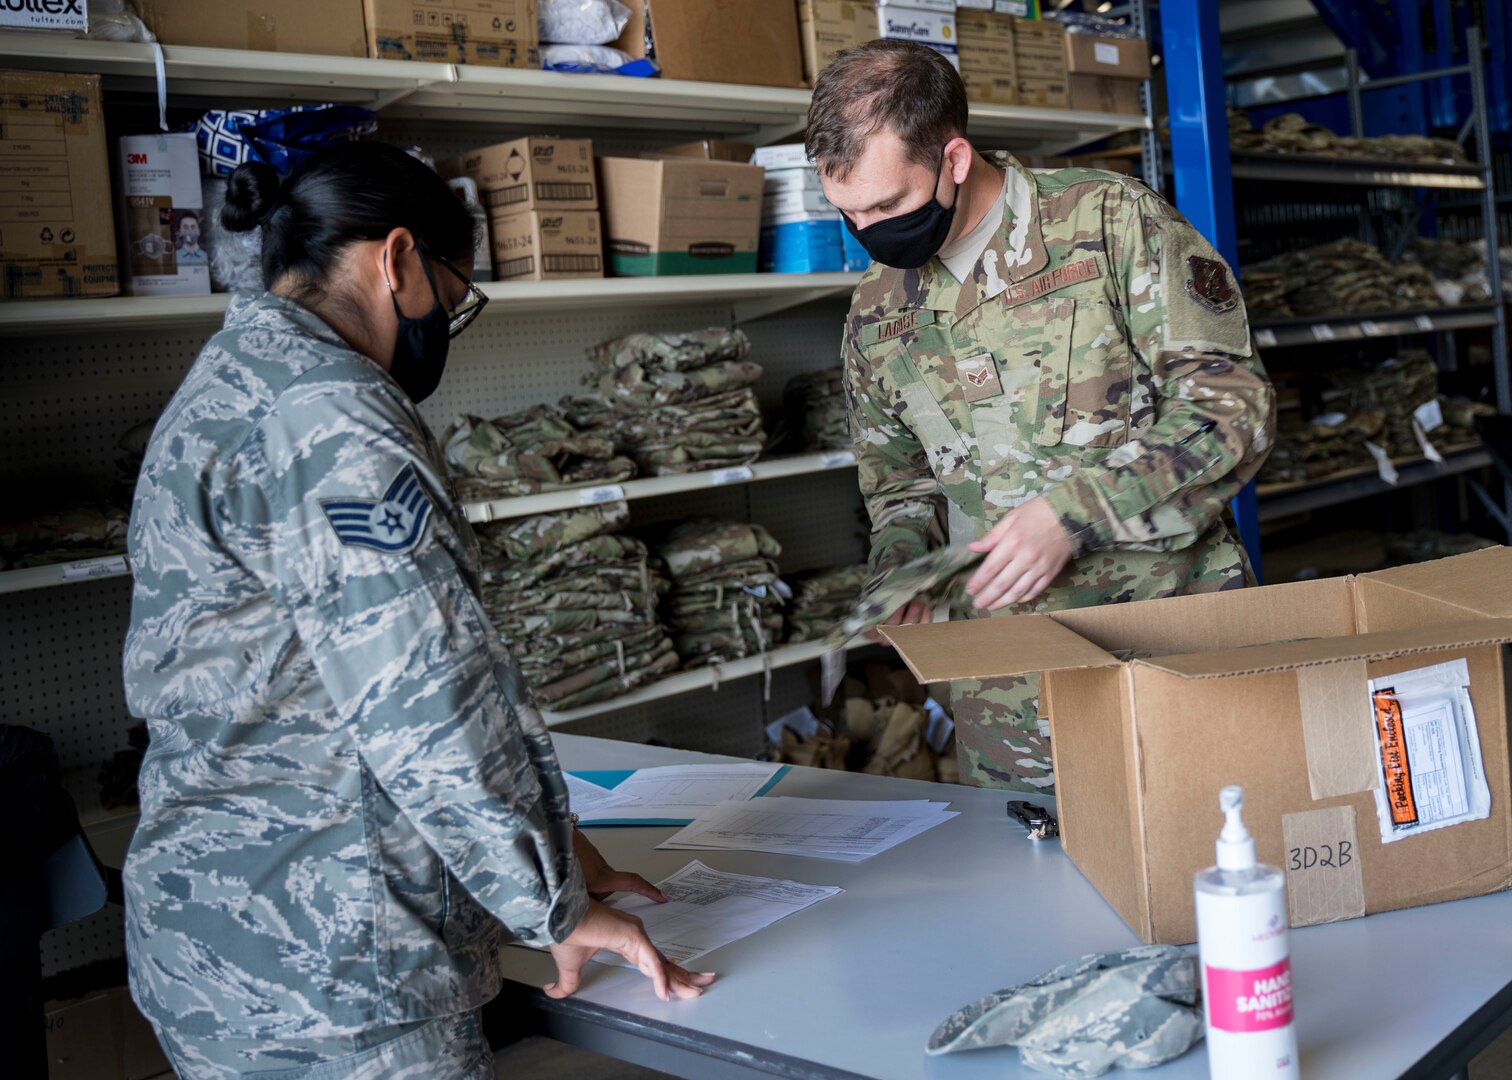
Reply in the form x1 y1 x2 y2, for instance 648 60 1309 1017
1161 222 1252 358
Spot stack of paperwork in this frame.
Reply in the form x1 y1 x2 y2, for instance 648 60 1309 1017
657 797 957 861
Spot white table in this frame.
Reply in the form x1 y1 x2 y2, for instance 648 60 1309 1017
491 735 1512 1080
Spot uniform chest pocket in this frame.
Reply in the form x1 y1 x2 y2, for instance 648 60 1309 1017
1030 297 1132 450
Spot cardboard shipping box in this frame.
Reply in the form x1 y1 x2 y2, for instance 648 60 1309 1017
137 1 367 56
1068 73 1141 115
957 7 1018 105
489 209 602 281
1014 17 1068 108
0 70 119 299
365 0 539 67
439 137 598 213
884 547 1512 946
643 139 757 163
598 156 764 275
797 0 878 86
877 2 958 71
614 0 804 88
1064 32 1151 79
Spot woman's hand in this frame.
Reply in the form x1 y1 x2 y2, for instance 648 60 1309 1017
546 900 716 1002
573 829 669 903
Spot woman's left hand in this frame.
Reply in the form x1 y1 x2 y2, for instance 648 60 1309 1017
573 829 669 904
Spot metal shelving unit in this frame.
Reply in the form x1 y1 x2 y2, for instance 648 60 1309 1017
1257 442 1491 520
1227 152 1488 189
1251 303 1501 349
0 555 130 594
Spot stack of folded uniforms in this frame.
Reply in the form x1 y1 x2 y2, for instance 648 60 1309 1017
1242 238 1440 320
1320 350 1440 456
784 563 869 643
784 368 851 450
1258 410 1384 485
563 327 767 475
443 404 637 502
477 502 678 711
1407 237 1495 306
656 519 789 667
0 503 129 570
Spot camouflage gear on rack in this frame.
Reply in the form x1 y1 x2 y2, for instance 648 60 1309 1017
1240 237 1441 321
476 501 630 561
844 156 1273 790
564 327 770 475
656 520 788 667
0 502 128 570
1226 110 1468 164
784 368 852 450
784 563 870 642
121 292 587 1050
926 946 1203 1078
442 404 636 501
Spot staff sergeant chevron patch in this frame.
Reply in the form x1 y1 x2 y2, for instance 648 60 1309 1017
320 463 434 553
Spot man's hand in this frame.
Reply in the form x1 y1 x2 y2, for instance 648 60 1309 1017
866 593 933 642
965 498 1073 611
546 900 716 1002
573 829 668 904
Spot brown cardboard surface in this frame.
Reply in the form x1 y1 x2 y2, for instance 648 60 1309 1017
1068 73 1142 115
137 0 368 55
798 0 877 85
0 70 119 299
1296 660 1379 800
884 548 1512 944
959 8 1018 104
1064 32 1151 78
643 139 757 163
1017 74 1069 108
598 156 764 273
488 209 602 280
366 0 540 67
615 0 804 87
1283 805 1366 927
439 137 597 212
1012 17 1066 72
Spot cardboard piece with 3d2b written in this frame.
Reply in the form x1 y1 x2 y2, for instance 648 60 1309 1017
882 547 1512 945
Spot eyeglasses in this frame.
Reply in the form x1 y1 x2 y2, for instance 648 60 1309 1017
430 251 490 338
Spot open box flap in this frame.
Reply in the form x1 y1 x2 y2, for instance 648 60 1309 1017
881 614 1120 683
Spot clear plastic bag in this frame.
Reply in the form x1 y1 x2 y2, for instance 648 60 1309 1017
542 42 652 75
539 0 631 45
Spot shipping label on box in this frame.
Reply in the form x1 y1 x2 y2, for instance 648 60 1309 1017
0 0 88 31
1064 31 1151 78
599 156 764 275
117 133 209 297
0 70 119 299
798 0 878 85
440 136 597 213
365 0 539 67
878 3 959 70
489 209 602 281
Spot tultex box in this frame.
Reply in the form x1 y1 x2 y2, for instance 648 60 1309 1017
365 0 539 67
797 0 877 86
0 70 119 299
136 1 368 56
957 6 1019 105
877 2 959 70
439 137 598 214
598 156 765 276
759 215 843 273
883 547 1512 945
489 209 602 281
612 0 805 88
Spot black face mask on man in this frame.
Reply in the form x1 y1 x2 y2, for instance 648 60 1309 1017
384 250 450 404
844 147 958 270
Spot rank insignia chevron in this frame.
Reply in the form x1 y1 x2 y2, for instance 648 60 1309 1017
319 463 434 553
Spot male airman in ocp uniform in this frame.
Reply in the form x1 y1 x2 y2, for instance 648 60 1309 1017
810 41 1276 792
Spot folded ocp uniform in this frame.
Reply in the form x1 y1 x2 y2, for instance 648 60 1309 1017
1241 237 1441 321
442 404 637 502
784 563 869 643
477 501 678 711
563 327 768 475
656 519 789 667
827 544 986 647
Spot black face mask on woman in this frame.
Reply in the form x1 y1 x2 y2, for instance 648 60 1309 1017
385 252 450 404
844 147 958 270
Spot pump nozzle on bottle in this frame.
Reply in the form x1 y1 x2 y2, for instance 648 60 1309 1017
1216 785 1257 871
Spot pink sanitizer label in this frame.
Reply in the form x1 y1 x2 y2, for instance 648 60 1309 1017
1205 957 1295 1033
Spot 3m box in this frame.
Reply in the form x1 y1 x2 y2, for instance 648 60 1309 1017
957 7 1018 105
365 0 539 67
1068 73 1141 115
797 0 877 85
0 70 119 299
1064 32 1151 79
137 1 368 56
489 209 602 281
117 133 210 297
598 156 764 276
440 137 597 213
877 3 958 70
760 216 843 273
884 547 1512 945
613 0 804 88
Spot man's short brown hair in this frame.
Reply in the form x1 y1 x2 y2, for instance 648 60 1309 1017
805 40 969 181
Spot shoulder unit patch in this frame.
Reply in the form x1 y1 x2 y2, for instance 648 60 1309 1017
320 463 434 553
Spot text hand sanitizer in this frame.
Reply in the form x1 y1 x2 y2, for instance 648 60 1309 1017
1194 786 1300 1079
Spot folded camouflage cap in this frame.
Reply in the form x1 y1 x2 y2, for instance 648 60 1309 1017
926 946 1203 1078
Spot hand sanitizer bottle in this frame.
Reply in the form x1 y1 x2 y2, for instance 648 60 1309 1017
1194 786 1300 1079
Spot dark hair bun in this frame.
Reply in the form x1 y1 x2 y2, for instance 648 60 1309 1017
221 161 281 233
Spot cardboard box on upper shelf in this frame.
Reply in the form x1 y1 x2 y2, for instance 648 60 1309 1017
439 137 598 214
883 546 1512 946
1063 31 1151 79
797 0 878 86
365 0 540 67
877 2 959 71
1068 74 1142 115
1014 16 1068 107
643 140 758 163
136 0 368 56
956 6 1018 105
0 70 119 299
598 156 765 276
613 0 805 88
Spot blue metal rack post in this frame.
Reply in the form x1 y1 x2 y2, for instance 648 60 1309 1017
1158 0 1262 579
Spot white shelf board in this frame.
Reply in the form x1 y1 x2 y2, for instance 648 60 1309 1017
464 451 857 524
0 273 861 335
541 639 866 727
0 554 130 594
